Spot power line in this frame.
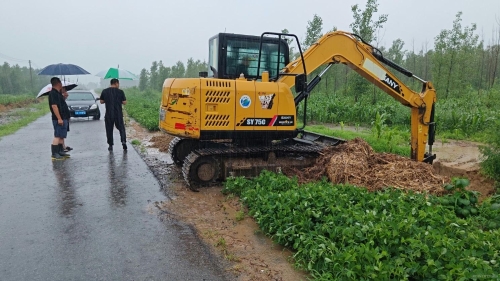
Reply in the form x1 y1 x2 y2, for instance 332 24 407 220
0 52 30 63
0 52 44 71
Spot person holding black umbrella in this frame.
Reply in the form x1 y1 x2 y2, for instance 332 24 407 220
61 88 73 152
48 77 70 160
100 78 127 151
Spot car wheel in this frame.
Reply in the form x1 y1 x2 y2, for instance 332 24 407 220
94 111 101 120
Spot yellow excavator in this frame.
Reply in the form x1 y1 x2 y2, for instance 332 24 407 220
159 30 437 189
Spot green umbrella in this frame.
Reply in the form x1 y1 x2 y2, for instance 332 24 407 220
96 68 138 80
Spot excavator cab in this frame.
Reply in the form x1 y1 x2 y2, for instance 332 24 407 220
207 33 290 80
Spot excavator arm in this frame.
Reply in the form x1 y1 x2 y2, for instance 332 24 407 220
277 31 436 163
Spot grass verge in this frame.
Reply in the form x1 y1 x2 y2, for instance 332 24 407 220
0 94 37 106
0 102 50 138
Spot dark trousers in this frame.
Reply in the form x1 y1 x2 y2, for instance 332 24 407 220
105 117 126 146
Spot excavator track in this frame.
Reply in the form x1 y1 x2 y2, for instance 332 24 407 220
167 137 183 165
181 140 328 190
168 137 202 167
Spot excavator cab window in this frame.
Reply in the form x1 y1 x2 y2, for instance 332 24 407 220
208 33 289 80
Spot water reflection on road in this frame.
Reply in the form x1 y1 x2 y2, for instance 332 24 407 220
52 160 80 217
108 151 128 207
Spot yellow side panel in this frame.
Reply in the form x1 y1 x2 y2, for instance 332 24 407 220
200 79 235 131
234 80 256 131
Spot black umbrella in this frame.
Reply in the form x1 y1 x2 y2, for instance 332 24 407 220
38 63 90 76
36 82 78 98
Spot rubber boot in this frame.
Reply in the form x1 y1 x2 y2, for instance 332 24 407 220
51 145 63 160
58 144 70 157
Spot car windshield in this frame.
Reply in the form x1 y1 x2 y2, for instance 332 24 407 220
67 92 95 101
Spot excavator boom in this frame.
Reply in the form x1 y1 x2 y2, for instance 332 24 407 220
277 31 437 163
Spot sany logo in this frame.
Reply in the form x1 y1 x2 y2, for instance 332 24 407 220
384 75 400 91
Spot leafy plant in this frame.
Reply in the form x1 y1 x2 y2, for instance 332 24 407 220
435 178 480 218
223 171 500 280
235 210 245 221
480 119 500 185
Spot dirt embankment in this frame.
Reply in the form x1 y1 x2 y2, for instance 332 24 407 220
127 120 496 281
127 121 308 281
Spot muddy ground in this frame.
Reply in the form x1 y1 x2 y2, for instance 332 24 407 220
126 120 496 281
127 120 307 281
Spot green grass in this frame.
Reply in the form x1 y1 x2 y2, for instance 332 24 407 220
0 102 50 138
305 124 411 157
0 94 37 106
223 171 500 280
124 88 161 131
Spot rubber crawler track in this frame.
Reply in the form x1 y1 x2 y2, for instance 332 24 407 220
182 141 325 189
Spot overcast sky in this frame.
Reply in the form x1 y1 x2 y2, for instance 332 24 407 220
1 0 499 84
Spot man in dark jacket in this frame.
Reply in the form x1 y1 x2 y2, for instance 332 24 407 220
100 78 127 151
48 77 71 160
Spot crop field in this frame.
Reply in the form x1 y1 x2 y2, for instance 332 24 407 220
124 88 162 131
298 88 500 141
223 171 500 280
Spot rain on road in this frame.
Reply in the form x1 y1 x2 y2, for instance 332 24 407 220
0 102 229 281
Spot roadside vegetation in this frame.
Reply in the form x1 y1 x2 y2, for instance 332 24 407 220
123 88 161 131
0 94 38 106
0 95 50 138
222 171 500 280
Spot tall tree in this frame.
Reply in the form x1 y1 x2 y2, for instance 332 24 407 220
149 61 159 91
386 39 406 65
170 61 186 78
432 12 479 97
139 68 149 91
281 28 297 61
349 0 388 43
157 60 170 91
349 0 388 102
185 58 207 78
302 14 323 50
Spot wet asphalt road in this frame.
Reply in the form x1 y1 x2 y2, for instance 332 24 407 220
0 104 228 280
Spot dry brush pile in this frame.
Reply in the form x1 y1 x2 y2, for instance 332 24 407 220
286 138 449 195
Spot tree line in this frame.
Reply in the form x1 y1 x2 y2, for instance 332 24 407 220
294 2 500 102
138 58 207 91
135 0 500 101
0 62 48 95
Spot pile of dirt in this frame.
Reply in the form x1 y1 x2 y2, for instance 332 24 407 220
150 135 175 152
287 138 450 195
